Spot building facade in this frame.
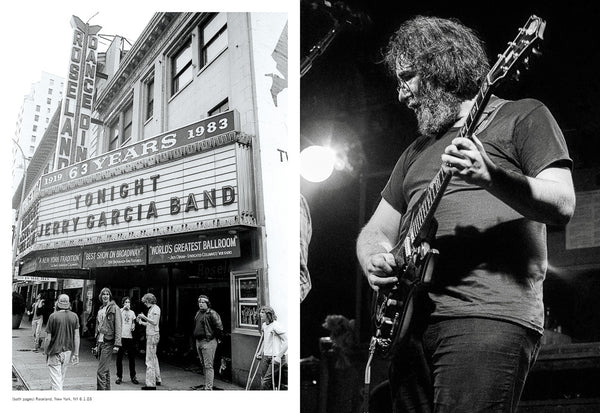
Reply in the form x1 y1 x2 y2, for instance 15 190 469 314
13 12 291 387
12 72 65 193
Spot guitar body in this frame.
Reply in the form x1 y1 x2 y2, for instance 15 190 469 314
374 248 437 357
373 197 439 357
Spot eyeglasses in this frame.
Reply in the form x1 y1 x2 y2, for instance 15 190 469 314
395 70 415 94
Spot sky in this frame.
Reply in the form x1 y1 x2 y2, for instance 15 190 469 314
1 4 155 135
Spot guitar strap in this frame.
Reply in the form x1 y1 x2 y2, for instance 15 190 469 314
399 96 509 191
473 95 509 136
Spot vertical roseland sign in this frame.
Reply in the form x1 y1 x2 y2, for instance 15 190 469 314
54 16 101 170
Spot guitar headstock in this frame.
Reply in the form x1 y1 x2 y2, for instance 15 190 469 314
488 15 546 86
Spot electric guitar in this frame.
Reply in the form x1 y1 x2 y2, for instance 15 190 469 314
369 15 547 358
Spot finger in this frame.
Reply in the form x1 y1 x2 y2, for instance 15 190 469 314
441 154 469 170
471 134 484 150
368 273 398 288
470 134 491 162
382 253 397 267
368 254 394 274
444 145 469 162
452 137 476 150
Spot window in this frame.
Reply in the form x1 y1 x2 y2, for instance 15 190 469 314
122 104 133 143
208 99 229 116
171 39 193 95
31 136 36 143
108 119 120 151
47 108 51 113
49 79 54 86
232 270 260 332
201 13 228 67
32 125 37 132
47 98 51 104
35 105 40 112
29 146 35 153
34 115 39 121
48 88 53 94
46 118 49 124
145 78 154 121
107 102 134 151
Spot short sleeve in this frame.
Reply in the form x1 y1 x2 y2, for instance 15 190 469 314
273 321 286 335
381 149 411 213
512 100 572 177
46 316 55 334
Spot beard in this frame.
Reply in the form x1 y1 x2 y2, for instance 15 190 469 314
411 82 462 137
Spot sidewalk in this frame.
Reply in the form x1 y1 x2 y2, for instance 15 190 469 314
12 318 243 391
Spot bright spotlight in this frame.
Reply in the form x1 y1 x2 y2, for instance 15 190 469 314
300 145 336 182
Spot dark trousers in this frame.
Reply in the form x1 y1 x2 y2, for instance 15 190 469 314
97 341 115 390
116 337 137 380
391 317 541 413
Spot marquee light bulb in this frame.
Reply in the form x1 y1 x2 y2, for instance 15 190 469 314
300 145 336 183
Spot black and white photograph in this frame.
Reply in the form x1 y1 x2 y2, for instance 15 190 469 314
7 0 600 412
300 1 600 412
7 2 291 408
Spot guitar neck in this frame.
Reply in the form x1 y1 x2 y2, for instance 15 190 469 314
404 80 494 251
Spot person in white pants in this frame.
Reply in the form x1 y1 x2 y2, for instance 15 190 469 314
43 295 80 390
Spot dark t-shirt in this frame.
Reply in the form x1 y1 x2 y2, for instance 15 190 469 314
45 310 80 355
381 98 572 334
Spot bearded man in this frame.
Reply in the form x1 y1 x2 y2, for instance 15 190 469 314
356 16 575 412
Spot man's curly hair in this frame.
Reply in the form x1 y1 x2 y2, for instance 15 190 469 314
259 305 277 324
384 16 490 100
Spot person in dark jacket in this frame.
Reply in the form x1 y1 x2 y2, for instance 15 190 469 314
94 287 122 390
191 295 223 390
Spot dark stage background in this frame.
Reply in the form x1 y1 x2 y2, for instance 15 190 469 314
300 0 600 359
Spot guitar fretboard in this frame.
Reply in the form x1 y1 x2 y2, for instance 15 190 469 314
403 79 493 256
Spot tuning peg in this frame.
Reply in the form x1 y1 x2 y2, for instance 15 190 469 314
523 57 530 70
532 47 542 56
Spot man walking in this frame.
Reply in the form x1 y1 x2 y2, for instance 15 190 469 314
191 295 223 390
43 294 80 390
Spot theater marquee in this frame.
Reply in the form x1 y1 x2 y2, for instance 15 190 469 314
32 115 256 252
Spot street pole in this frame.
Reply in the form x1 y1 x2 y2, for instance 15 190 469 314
12 139 30 279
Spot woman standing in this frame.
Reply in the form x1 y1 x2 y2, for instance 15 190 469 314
137 293 161 390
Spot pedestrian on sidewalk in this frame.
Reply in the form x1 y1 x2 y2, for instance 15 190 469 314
191 294 223 390
43 294 80 391
29 294 45 351
116 296 139 385
257 305 287 390
95 287 122 390
137 293 161 390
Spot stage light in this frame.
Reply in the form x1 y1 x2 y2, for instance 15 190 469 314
300 145 336 182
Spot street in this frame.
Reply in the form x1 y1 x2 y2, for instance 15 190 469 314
12 317 243 391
